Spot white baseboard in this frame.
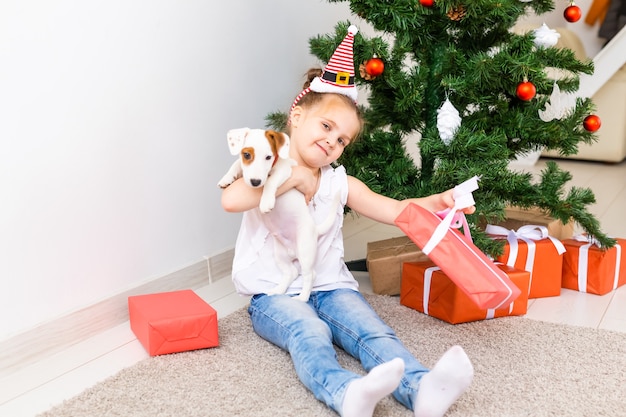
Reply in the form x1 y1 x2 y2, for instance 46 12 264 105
0 249 234 377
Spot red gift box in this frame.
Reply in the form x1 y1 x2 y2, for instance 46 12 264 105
561 236 626 295
128 289 219 356
487 224 566 298
395 203 521 310
401 261 530 324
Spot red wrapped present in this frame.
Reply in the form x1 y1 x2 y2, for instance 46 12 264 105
401 261 530 324
128 289 219 356
486 224 566 298
395 200 521 310
561 235 626 295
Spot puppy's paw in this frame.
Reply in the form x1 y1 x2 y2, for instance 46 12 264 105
259 195 276 213
217 175 236 189
292 293 310 303
266 284 288 296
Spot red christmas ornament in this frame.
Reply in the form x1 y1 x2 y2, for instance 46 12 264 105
564 4 582 23
516 80 536 101
365 57 385 77
419 0 434 7
583 114 601 132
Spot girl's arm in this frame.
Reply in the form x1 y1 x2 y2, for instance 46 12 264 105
346 175 473 225
221 165 318 213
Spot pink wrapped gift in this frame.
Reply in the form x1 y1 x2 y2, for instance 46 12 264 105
395 177 521 310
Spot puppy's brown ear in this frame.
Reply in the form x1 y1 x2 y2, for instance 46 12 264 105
266 130 290 159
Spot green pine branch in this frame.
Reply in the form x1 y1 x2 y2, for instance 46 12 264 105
268 1 614 255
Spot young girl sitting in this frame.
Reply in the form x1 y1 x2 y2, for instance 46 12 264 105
221 26 474 417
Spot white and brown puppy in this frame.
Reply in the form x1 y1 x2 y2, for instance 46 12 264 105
218 128 338 302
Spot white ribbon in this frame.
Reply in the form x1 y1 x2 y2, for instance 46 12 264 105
615 244 622 290
486 224 566 256
578 243 592 292
422 176 480 255
485 306 513 319
423 264 513 320
571 234 622 292
422 266 441 315
486 224 566 292
491 262 518 317
571 233 602 245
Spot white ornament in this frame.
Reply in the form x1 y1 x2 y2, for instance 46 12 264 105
533 23 560 48
486 45 501 57
539 82 577 121
464 103 480 116
437 98 461 145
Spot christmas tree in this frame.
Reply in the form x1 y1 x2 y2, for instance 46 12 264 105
267 0 614 255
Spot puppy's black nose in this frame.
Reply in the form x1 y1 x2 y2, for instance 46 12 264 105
250 179 261 187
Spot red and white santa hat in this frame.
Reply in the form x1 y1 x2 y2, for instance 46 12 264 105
290 25 359 113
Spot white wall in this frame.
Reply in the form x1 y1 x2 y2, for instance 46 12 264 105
0 0 354 340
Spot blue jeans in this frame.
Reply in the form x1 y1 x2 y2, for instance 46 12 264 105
248 289 429 414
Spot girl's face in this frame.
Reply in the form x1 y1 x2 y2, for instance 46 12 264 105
289 94 361 169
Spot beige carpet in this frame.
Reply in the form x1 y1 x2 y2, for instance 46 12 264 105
38 294 626 417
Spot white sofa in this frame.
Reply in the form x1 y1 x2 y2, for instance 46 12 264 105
541 28 626 163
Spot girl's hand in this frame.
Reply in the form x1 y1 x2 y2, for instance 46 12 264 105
286 165 318 203
221 166 318 213
421 189 476 215
438 189 476 214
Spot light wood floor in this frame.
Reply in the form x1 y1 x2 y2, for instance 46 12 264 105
1 157 625 417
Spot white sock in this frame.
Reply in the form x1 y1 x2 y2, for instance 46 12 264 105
341 357 405 417
414 345 474 417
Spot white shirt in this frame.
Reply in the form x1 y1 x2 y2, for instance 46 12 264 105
231 164 359 296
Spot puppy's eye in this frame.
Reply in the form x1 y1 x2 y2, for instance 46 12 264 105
243 152 252 160
265 155 272 161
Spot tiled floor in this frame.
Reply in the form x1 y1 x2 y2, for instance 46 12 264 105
1 157 625 417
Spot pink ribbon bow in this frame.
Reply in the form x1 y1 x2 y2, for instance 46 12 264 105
423 176 480 254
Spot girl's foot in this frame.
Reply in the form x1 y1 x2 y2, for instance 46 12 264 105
414 345 474 417
342 357 405 417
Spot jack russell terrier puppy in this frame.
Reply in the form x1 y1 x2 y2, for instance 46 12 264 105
218 128 339 302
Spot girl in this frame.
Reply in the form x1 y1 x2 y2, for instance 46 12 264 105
221 26 474 417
